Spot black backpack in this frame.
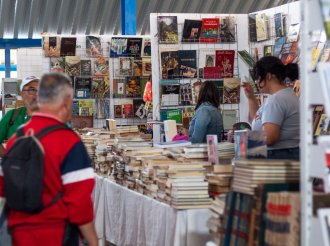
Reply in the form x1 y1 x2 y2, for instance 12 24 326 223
1 124 69 213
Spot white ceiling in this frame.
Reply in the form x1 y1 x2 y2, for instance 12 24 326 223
0 0 298 38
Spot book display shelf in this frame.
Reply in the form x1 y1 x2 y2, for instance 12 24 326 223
41 35 151 128
301 0 330 245
150 13 251 143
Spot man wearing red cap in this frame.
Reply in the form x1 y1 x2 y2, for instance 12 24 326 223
0 76 39 157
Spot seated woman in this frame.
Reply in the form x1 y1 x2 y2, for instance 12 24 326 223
183 80 223 143
242 56 300 160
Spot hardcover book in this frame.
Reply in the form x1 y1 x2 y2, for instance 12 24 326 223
274 13 285 37
123 103 134 118
94 56 109 76
191 79 203 104
114 104 123 118
203 67 221 79
160 51 180 79
223 78 240 104
279 42 293 64
213 80 224 104
199 49 216 68
60 37 76 56
126 77 141 97
274 37 286 57
219 16 236 42
215 50 235 78
248 14 257 42
178 50 197 78
78 99 94 116
86 36 102 57
287 23 301 43
200 18 220 43
80 59 92 76
141 38 151 56
157 16 179 44
50 57 65 73
133 58 143 76
91 76 109 98
264 45 274 56
110 37 128 57
65 56 81 76
116 81 125 95
74 77 92 98
283 41 299 65
180 83 193 105
182 19 202 42
133 99 146 119
43 36 61 57
256 13 268 42
127 38 143 57
142 57 152 76
119 57 133 76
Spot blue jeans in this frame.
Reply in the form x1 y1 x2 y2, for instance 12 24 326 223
267 147 300 161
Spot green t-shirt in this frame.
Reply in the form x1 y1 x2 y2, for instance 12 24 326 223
0 107 31 144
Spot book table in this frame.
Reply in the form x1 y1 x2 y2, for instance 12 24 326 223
94 175 212 246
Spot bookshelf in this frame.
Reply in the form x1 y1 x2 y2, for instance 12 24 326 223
150 13 251 143
300 0 329 245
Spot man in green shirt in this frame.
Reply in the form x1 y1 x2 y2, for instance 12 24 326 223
0 76 40 157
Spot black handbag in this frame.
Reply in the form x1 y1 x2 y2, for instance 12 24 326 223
62 221 79 246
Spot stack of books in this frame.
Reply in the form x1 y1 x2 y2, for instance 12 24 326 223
207 164 233 196
232 159 300 195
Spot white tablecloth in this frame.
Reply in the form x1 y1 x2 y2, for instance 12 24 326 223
93 175 212 246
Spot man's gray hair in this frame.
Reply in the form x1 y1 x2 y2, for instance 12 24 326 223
38 72 72 104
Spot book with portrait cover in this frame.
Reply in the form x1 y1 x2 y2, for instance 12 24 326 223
60 37 76 56
220 16 236 42
191 79 203 104
114 105 123 118
157 16 179 44
200 18 220 43
215 50 235 78
80 59 92 76
256 13 268 42
94 57 109 76
110 37 128 57
86 36 102 57
65 56 81 76
178 50 197 78
182 19 202 42
264 45 274 57
142 57 151 76
126 77 141 97
127 38 143 57
223 78 240 104
44 36 61 57
50 57 65 73
141 38 151 56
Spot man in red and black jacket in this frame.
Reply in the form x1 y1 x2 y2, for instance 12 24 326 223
0 73 98 246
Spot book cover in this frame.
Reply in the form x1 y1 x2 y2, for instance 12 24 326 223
222 109 237 130
142 57 152 76
199 49 216 68
182 19 203 42
110 37 128 57
223 78 240 104
234 129 248 159
65 56 81 76
248 14 257 42
213 80 224 104
157 16 179 44
191 79 203 104
161 84 180 106
264 45 274 56
220 16 236 42
162 84 180 94
72 100 79 116
207 135 219 165
86 36 102 57
215 50 235 78
160 51 180 79
126 77 141 97
180 83 193 105
60 37 76 56
80 59 92 76
287 23 301 43
50 57 65 73
178 50 197 78
94 56 109 76
274 37 286 57
117 81 125 95
274 13 285 37
78 99 94 116
182 107 195 129
203 67 221 79
44 36 61 57
133 58 143 76
141 38 151 56
166 109 182 123
119 57 133 76
114 104 123 118
91 76 109 98
280 43 293 64
74 77 92 98
127 38 143 57
237 50 256 67
123 103 134 118
200 18 220 43
140 77 148 96
256 13 268 42
133 99 146 118
284 41 299 64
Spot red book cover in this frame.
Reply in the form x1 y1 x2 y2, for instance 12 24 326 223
123 104 134 118
203 67 221 79
200 18 220 43
215 50 235 78
284 41 299 65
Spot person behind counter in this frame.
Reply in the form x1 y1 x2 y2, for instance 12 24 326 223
182 80 224 143
242 56 300 160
